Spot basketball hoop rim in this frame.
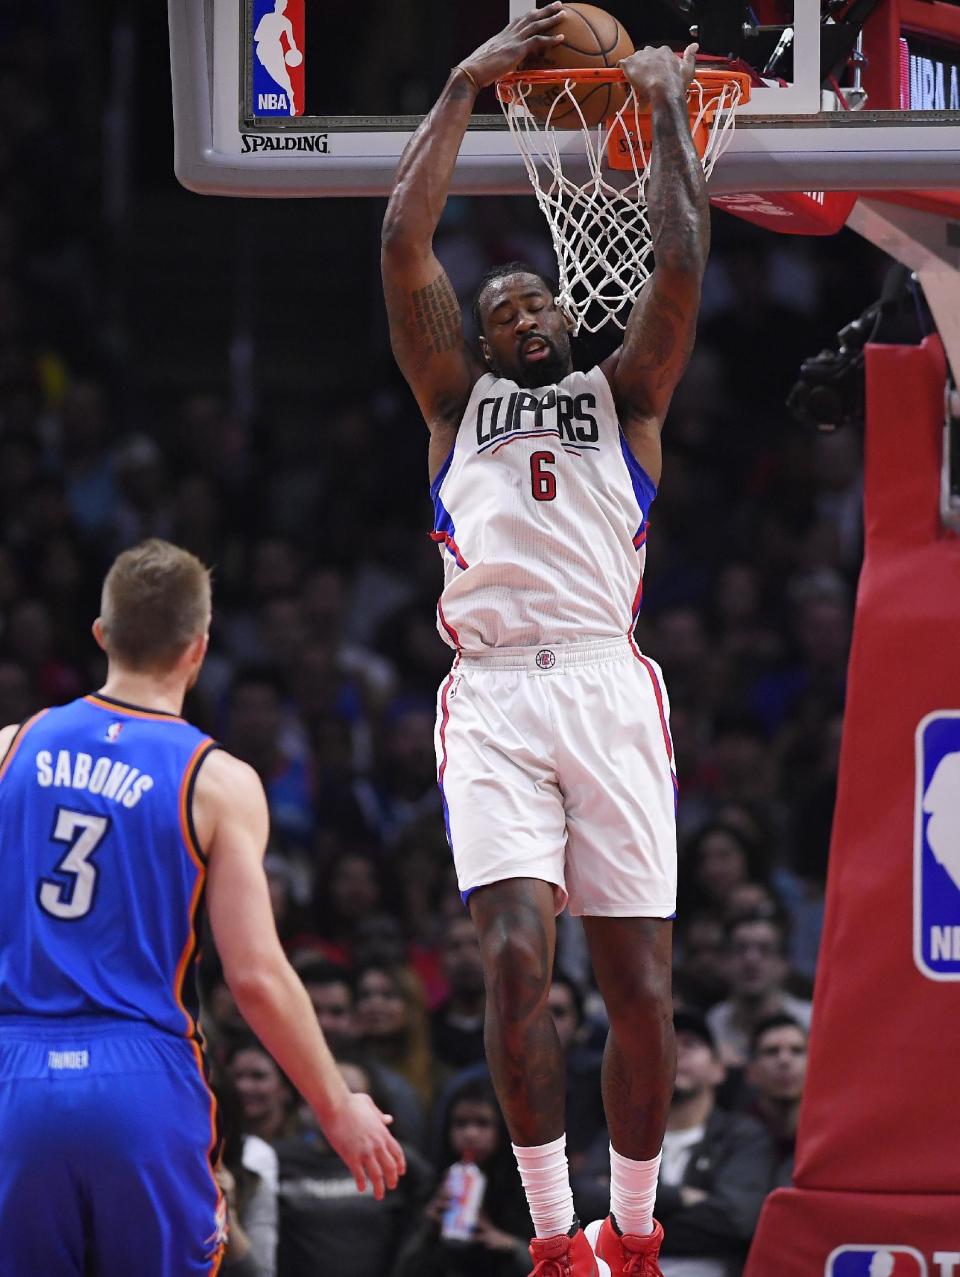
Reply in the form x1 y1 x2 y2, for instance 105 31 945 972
496 66 753 104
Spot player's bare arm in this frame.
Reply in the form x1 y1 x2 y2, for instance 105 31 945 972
381 3 565 480
0 723 19 762
197 748 406 1200
603 43 709 485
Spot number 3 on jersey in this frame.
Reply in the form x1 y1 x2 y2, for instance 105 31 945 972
530 451 557 502
38 808 110 920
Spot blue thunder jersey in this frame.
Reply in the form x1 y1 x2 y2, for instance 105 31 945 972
0 694 217 1038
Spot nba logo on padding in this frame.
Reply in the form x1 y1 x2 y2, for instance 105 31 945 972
915 711 960 979
252 0 305 117
826 1245 926 1276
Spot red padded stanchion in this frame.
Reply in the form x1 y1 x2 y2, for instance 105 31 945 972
744 336 960 1276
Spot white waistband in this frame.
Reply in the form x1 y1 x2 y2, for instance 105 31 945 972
456 635 634 671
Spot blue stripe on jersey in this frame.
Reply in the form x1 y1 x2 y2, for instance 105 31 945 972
618 429 658 518
429 442 456 502
0 696 215 1038
431 452 469 570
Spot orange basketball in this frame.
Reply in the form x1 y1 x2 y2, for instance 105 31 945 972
520 3 635 128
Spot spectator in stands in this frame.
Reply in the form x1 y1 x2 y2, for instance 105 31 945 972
707 913 813 1067
297 959 358 1052
431 914 486 1072
710 716 780 811
745 1014 809 1187
674 912 731 1011
202 970 250 1063
352 694 441 846
298 959 426 1149
722 880 788 927
55 380 118 541
215 1065 279 1277
681 821 769 917
710 561 783 673
228 1038 301 1144
574 1010 773 1273
392 1077 532 1277
355 962 439 1111
264 851 322 960
5 596 83 704
275 1058 431 1277
216 1163 264 1275
312 848 393 966
750 585 852 736
112 432 173 549
222 666 314 846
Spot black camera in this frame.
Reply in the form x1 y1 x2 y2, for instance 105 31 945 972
787 267 930 432
786 307 878 432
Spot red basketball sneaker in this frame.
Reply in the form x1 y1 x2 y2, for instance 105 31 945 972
528 1226 612 1276
584 1217 665 1276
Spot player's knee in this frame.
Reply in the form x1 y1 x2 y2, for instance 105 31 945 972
480 922 551 1021
604 961 671 1031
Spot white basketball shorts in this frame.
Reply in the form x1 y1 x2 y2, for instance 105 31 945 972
434 635 677 917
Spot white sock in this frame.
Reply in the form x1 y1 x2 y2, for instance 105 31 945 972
609 1144 661 1237
512 1134 576 1239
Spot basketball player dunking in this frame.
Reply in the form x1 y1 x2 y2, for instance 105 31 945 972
0 540 404 1276
382 8 707 1275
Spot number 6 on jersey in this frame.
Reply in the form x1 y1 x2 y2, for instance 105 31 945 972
38 808 110 920
530 450 557 502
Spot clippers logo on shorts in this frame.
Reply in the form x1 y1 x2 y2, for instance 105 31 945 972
826 1246 926 1276
914 711 960 979
535 649 556 670
252 0 305 117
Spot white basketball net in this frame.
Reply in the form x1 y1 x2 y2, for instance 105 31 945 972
497 75 744 333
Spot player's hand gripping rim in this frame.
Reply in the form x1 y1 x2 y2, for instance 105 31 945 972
323 1090 407 1200
458 2 566 90
619 41 699 109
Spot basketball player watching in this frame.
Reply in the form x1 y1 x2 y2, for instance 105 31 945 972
381 8 707 1275
0 539 405 1276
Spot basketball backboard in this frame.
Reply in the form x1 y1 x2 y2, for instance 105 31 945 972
169 0 960 197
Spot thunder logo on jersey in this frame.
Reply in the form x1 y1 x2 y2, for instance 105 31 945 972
35 749 154 808
827 1246 926 1276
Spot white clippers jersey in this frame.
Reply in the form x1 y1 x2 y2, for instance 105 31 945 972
431 366 657 653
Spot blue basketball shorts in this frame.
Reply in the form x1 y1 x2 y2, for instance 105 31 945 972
0 1017 225 1277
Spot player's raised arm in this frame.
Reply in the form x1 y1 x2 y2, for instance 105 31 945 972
198 750 406 1200
606 44 709 484
381 4 566 438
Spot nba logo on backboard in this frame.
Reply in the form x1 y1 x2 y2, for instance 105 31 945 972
826 1245 926 1276
915 711 960 979
252 0 305 118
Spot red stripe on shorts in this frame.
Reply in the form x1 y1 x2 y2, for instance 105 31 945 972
437 658 460 790
437 598 461 651
629 637 675 775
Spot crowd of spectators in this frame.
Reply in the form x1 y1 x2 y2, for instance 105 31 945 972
3 5 889 1274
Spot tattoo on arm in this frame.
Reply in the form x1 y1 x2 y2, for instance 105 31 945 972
631 293 694 391
647 99 710 267
410 274 462 356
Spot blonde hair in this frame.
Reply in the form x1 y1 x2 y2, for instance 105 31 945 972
360 963 436 1109
100 539 211 671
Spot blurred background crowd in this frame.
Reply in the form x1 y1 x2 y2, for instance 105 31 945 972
2 3 892 1273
